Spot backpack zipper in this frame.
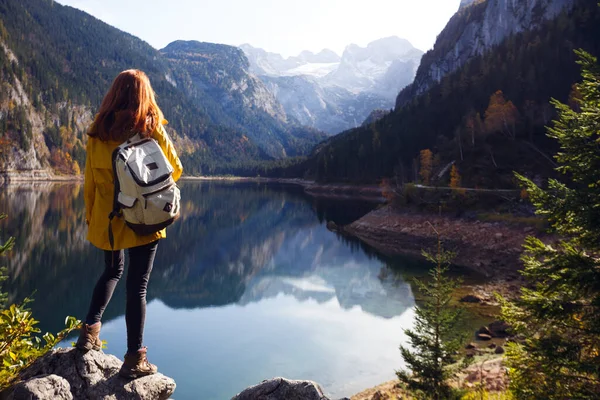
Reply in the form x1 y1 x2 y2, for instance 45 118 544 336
143 183 175 198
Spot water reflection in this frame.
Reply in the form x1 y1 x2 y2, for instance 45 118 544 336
1 182 420 399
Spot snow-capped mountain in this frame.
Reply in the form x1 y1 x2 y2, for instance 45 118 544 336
323 37 422 95
241 37 423 134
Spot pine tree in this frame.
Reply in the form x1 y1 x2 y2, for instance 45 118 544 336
397 232 467 399
502 50 600 399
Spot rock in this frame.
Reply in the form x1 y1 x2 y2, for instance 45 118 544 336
488 320 511 338
495 233 504 240
460 295 482 303
326 221 339 232
231 377 330 400
478 326 492 335
465 343 477 350
14 348 175 400
488 343 497 349
477 333 493 341
7 375 72 400
495 345 506 354
371 390 391 400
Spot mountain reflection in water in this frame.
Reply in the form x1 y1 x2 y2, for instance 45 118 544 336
1 181 420 399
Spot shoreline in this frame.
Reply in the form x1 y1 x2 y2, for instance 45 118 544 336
338 204 544 303
2 172 385 202
0 169 83 184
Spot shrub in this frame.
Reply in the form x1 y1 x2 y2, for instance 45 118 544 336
0 214 80 390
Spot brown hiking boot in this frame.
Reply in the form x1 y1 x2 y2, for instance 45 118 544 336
75 322 102 351
119 347 158 379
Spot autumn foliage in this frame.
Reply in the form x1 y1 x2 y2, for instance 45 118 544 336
419 149 433 185
484 90 520 139
50 148 81 175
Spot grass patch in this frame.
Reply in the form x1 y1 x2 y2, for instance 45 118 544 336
477 213 547 230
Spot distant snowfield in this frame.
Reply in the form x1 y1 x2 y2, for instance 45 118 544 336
282 62 339 78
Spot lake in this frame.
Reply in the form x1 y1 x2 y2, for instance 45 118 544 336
1 181 428 399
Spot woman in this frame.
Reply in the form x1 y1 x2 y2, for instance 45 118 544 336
77 69 183 379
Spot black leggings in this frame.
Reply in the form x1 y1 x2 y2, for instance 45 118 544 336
85 241 158 354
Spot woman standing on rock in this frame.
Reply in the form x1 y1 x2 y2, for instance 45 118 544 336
76 69 183 378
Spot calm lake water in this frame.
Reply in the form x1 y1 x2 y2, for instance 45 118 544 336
1 181 430 399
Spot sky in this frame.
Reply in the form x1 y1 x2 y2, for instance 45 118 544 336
56 0 461 57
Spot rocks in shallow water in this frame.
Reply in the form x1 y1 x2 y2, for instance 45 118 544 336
495 345 506 354
478 326 493 336
488 320 511 338
465 342 477 349
8 348 175 400
488 343 497 349
477 333 493 341
7 374 72 400
460 294 482 303
231 377 332 400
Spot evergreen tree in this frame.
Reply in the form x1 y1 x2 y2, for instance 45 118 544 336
502 50 600 399
397 233 467 400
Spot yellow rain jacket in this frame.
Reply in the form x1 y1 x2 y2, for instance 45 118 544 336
84 123 183 250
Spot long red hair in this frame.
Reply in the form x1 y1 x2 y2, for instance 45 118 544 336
88 69 164 142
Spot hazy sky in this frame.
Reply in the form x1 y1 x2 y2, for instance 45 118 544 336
56 0 461 57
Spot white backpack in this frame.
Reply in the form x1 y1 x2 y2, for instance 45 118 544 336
108 133 180 248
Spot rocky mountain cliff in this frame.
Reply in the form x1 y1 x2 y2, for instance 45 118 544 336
241 37 423 134
398 0 575 105
0 0 325 175
460 0 480 9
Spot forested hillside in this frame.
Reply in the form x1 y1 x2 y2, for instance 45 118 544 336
0 0 324 176
162 41 325 161
291 0 600 187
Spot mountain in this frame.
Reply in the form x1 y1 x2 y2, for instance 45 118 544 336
398 0 576 105
324 37 422 97
277 0 599 186
239 44 341 77
161 40 325 160
241 37 423 135
260 75 391 135
0 0 325 176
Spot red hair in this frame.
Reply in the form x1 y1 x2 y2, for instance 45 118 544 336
88 69 164 142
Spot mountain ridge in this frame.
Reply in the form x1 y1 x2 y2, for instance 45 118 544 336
0 0 325 175
241 37 423 134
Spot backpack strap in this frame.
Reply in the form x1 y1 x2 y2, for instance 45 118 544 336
108 146 123 253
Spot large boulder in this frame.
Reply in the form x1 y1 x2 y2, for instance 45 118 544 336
7 374 72 400
232 377 336 400
6 348 175 400
488 320 511 338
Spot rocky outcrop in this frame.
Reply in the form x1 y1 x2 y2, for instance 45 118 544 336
231 377 347 400
7 375 73 400
398 0 575 105
362 109 390 127
3 348 176 400
459 0 478 9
